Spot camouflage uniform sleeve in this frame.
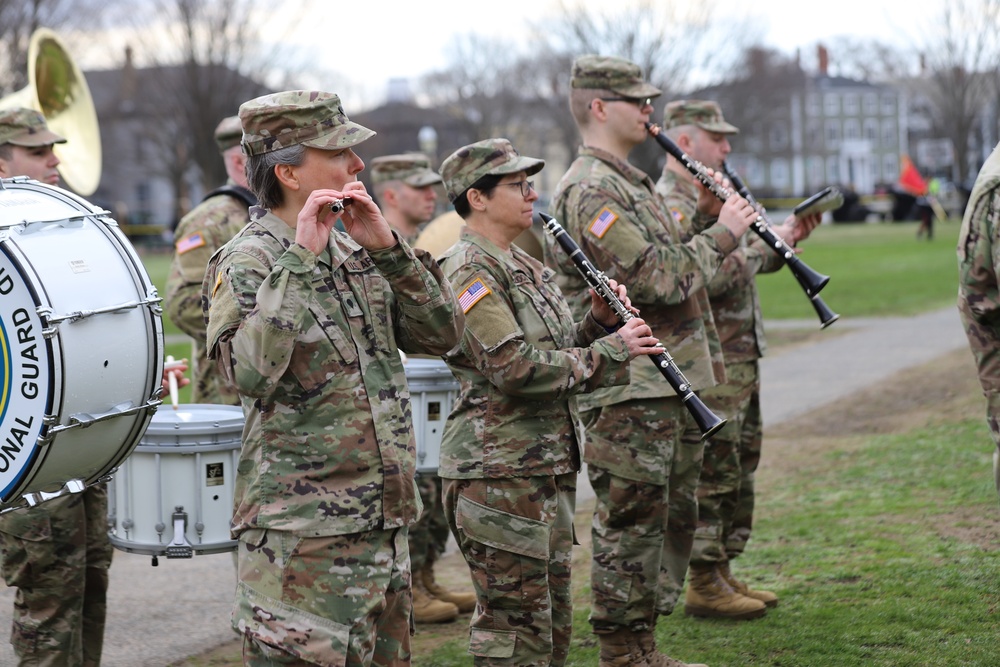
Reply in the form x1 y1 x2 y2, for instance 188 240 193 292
367 240 464 356
562 179 738 307
165 213 233 341
206 242 316 398
450 262 630 399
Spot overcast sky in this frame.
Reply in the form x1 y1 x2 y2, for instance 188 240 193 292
275 0 929 105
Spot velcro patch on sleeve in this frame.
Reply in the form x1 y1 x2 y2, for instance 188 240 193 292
588 207 619 238
458 277 492 313
176 232 206 254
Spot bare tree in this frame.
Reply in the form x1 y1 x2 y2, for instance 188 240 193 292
911 0 1000 183
0 0 116 95
117 0 310 219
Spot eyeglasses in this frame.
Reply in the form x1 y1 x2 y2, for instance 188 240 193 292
499 180 535 198
600 97 653 109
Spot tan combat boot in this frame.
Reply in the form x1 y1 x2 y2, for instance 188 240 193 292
421 564 477 613
598 627 649 667
684 563 767 620
412 580 459 623
635 630 709 667
717 560 778 608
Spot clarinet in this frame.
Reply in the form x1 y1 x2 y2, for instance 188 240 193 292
540 212 726 440
722 160 840 328
645 122 838 328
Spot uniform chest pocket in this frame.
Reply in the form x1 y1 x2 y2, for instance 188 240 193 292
285 282 360 394
511 272 563 349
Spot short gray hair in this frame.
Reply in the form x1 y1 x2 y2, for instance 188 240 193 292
245 143 307 210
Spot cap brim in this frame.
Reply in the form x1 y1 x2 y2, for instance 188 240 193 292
698 121 740 135
8 129 67 147
493 155 545 178
613 81 662 99
302 121 376 150
403 172 443 187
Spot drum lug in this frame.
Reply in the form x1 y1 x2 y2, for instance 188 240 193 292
20 478 86 507
37 294 164 328
165 506 194 559
45 397 162 436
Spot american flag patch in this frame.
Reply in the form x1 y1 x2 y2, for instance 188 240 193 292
458 278 491 313
588 207 619 238
176 232 205 254
671 208 685 223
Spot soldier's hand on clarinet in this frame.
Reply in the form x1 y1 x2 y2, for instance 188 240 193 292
616 318 665 360
589 278 638 328
716 194 757 238
695 167 728 217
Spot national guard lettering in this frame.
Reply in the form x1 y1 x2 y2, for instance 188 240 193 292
458 278 491 313
588 207 619 238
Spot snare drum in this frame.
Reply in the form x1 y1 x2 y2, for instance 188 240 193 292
107 404 243 558
404 358 459 473
0 179 163 508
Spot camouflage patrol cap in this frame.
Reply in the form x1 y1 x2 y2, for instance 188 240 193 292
440 138 544 203
0 107 66 147
213 115 244 153
238 90 375 156
370 153 442 187
663 99 739 134
570 55 661 99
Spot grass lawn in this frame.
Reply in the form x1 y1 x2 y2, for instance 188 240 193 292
757 220 960 321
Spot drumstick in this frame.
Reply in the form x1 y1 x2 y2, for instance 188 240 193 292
165 355 180 410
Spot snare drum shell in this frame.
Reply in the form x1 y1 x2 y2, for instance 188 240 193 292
404 359 459 473
107 404 243 556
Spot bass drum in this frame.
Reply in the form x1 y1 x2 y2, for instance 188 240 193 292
0 179 163 509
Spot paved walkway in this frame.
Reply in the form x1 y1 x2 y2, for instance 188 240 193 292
0 307 970 666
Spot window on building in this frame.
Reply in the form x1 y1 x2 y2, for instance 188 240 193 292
864 93 878 115
825 93 839 116
826 156 840 182
807 94 820 116
826 120 841 148
745 157 765 188
770 159 790 189
881 119 896 147
882 154 899 181
844 93 859 115
844 119 860 141
770 122 789 150
881 95 895 115
807 156 824 190
864 119 879 143
807 121 822 150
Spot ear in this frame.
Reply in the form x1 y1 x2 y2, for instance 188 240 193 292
466 188 488 213
589 98 609 122
382 186 399 207
273 162 300 191
676 131 694 152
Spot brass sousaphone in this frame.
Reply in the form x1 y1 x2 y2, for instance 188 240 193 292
0 28 102 196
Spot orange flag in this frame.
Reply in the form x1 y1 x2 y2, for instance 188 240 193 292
898 155 928 196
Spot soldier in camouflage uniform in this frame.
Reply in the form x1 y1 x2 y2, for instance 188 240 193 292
546 57 758 667
202 90 464 667
655 100 820 620
436 138 664 667
958 140 1000 504
370 153 441 242
0 107 114 667
165 114 255 405
370 153 477 624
